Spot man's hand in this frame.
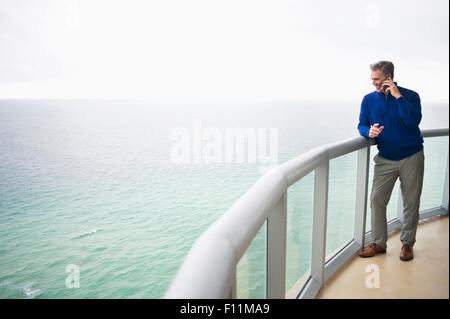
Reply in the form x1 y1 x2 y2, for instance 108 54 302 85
382 78 402 99
369 123 384 138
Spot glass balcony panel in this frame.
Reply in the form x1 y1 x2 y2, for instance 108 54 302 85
285 172 314 295
420 136 449 211
326 152 357 258
236 221 267 298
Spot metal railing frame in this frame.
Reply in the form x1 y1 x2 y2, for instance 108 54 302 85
165 128 449 299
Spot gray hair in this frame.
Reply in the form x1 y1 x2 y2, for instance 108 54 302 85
370 61 394 79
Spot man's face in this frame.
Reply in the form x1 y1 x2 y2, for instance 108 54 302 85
371 69 389 93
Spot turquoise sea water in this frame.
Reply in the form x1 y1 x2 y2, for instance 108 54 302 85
0 99 448 298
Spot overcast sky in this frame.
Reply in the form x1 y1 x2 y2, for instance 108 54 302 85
0 0 448 102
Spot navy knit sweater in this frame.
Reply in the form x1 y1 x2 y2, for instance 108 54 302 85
358 82 424 161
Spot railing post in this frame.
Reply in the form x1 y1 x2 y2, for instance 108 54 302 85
442 148 449 214
311 160 329 287
227 267 237 298
354 146 370 248
266 191 287 299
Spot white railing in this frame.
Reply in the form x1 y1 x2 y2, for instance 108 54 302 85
165 128 449 299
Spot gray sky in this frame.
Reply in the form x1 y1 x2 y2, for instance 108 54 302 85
0 0 448 102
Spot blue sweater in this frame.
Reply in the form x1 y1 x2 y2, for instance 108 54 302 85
358 83 423 161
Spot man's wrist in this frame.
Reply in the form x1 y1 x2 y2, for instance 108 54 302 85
394 93 403 99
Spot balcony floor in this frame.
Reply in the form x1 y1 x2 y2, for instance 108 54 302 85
316 214 449 299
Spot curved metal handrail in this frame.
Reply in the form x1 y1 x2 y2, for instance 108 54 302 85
165 127 449 299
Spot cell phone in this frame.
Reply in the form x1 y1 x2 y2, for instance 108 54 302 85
381 76 390 94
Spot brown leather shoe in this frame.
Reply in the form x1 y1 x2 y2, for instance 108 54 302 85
400 244 414 261
359 243 386 258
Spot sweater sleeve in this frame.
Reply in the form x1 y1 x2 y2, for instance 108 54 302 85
358 97 372 139
395 92 422 128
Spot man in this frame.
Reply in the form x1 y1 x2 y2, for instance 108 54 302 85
358 60 424 261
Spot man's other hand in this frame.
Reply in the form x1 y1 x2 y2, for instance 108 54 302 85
369 123 384 138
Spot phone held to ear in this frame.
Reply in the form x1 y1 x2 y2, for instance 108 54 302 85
381 76 390 94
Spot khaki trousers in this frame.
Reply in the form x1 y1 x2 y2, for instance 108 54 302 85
370 149 425 249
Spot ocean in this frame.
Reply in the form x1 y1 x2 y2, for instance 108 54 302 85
0 99 448 298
